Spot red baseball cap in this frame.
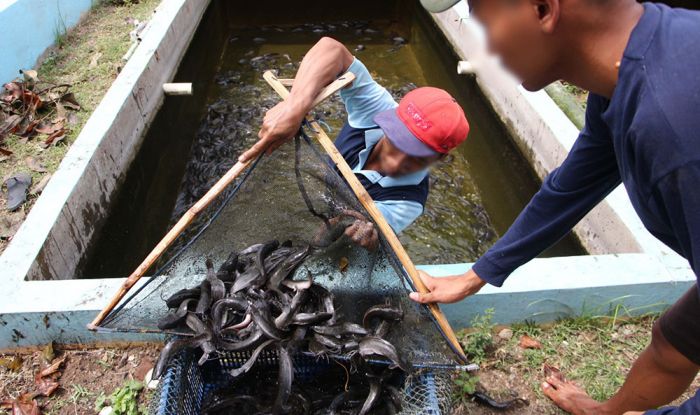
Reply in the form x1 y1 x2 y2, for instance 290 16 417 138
374 87 469 157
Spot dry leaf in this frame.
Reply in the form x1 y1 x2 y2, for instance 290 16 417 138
0 355 23 371
0 114 22 140
34 375 59 397
30 174 51 195
22 90 43 113
42 129 65 148
35 120 64 135
54 101 67 120
2 82 22 102
39 355 66 378
339 256 349 273
59 93 80 111
16 119 41 138
0 393 39 415
42 342 55 363
25 157 47 173
519 334 542 349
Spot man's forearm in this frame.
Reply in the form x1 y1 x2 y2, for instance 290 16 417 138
286 37 354 119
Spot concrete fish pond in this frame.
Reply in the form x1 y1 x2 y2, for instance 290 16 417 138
78 6 585 279
0 5 695 415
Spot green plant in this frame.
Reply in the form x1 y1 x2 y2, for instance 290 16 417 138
460 308 495 364
53 1 68 48
454 371 479 395
65 384 94 412
96 380 146 415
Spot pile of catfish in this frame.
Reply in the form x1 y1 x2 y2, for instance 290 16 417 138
153 240 410 414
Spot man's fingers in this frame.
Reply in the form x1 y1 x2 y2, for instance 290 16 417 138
358 222 372 238
239 140 268 163
408 291 435 304
416 270 438 291
344 221 360 238
369 228 378 249
266 139 286 155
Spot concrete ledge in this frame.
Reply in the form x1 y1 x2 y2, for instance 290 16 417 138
0 254 692 349
419 254 694 327
0 276 162 348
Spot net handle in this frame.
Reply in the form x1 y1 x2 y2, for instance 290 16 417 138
87 73 357 331
263 71 468 363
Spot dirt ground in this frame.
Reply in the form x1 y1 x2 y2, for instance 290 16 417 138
0 343 160 415
454 314 700 414
1 316 698 414
0 0 160 255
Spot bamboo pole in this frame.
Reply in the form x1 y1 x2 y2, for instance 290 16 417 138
88 72 357 330
263 71 468 362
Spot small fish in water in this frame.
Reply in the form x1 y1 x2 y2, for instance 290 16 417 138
392 36 406 45
355 44 366 52
252 37 266 44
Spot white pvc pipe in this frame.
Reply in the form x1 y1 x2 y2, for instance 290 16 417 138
163 82 193 95
457 60 475 75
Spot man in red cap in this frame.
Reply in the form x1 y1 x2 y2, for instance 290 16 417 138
240 37 469 249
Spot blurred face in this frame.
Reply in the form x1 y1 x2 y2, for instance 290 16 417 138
471 0 561 91
376 137 441 177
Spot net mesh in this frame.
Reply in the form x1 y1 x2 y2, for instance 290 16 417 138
98 60 463 413
100 130 458 364
150 348 456 415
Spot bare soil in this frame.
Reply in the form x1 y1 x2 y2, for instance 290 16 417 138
453 316 700 414
0 343 160 415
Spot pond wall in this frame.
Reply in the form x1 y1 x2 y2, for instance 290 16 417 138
0 0 694 349
0 0 93 84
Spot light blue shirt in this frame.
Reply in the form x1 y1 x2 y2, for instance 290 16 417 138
338 58 428 234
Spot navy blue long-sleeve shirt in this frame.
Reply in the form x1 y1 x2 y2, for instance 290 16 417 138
473 4 700 412
473 2 700 286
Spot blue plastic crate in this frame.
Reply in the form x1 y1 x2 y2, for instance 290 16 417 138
154 345 444 414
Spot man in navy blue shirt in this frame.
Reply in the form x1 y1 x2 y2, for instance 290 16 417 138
240 37 470 249
410 0 700 414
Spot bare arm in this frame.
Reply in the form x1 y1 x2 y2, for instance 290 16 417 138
239 37 355 162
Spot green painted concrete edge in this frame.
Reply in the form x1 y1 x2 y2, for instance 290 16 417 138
1 254 693 349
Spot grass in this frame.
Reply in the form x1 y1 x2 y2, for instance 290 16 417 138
95 379 149 415
509 316 650 401
452 310 669 413
0 0 160 254
460 308 495 365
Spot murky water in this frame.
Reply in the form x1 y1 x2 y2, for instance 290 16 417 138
79 1 583 278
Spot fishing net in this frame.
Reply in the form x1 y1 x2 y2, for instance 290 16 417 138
96 59 465 413
98 117 461 357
